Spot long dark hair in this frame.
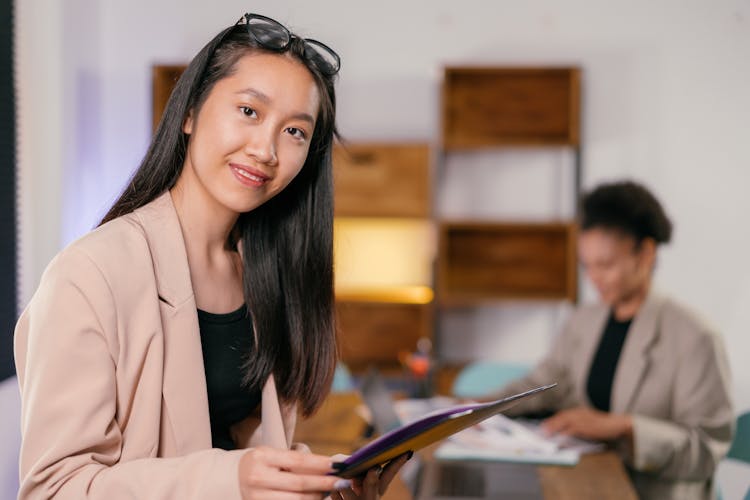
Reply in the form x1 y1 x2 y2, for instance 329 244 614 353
101 24 338 416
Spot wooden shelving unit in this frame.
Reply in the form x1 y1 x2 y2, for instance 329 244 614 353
437 66 581 305
332 142 434 373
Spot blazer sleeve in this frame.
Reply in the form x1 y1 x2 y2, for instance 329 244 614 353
490 316 579 417
15 247 246 500
628 327 734 480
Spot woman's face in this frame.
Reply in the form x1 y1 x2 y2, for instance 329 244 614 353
578 227 655 307
179 51 320 217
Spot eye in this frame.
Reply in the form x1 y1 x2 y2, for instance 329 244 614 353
240 106 257 118
285 127 307 140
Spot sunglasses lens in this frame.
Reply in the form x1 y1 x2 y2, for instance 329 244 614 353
304 39 341 75
246 16 289 50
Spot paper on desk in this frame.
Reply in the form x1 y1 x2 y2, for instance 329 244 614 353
410 404 606 466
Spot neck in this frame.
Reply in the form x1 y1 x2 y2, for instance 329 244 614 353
169 183 238 263
613 281 651 321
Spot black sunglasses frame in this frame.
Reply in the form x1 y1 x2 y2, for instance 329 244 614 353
236 13 341 76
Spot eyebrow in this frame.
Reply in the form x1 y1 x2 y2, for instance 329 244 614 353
236 87 316 126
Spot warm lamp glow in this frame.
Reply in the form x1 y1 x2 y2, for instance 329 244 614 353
334 218 435 304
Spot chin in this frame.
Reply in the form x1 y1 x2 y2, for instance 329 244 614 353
598 292 616 306
223 193 273 215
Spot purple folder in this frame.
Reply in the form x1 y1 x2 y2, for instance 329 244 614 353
333 383 556 478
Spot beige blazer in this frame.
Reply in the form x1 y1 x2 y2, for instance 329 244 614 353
497 294 734 500
14 192 298 499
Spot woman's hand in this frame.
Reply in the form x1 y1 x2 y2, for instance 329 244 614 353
238 446 347 499
542 407 633 441
331 452 411 500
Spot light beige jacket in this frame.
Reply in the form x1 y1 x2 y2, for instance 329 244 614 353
14 192 298 499
497 294 734 500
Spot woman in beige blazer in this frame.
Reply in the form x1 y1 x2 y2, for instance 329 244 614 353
14 12 405 500
494 181 733 500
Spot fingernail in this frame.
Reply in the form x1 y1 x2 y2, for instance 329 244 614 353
406 450 414 461
333 479 352 491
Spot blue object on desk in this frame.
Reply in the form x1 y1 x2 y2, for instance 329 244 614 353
452 361 531 399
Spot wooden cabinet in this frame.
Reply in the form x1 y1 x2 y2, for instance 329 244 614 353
438 222 577 304
333 144 431 218
442 67 580 149
336 301 433 372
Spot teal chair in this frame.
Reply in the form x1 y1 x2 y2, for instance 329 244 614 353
727 411 750 464
452 360 531 400
718 411 750 500
331 363 355 392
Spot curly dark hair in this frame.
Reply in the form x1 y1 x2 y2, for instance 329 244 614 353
580 180 672 245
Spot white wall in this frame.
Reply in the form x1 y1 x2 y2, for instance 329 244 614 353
16 0 750 411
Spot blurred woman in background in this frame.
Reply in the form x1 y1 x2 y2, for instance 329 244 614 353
491 180 733 500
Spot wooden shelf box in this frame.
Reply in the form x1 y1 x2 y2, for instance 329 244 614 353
437 222 577 304
333 143 431 218
335 301 433 372
442 67 580 149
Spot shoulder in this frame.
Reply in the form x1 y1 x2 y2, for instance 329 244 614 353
37 203 168 309
660 295 718 334
50 213 150 278
49 192 175 279
652 295 725 358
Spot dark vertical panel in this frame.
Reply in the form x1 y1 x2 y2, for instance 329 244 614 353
0 0 17 381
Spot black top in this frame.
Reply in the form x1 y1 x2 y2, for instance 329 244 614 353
586 312 633 412
198 305 261 450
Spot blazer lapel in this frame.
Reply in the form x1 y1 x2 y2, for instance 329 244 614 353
611 293 664 413
134 192 212 453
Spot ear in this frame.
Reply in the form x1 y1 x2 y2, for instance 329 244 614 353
638 237 657 271
183 109 194 135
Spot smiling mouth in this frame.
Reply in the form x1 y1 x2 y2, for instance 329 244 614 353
230 164 271 187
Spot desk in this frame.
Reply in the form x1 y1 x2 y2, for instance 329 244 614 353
295 393 637 500
537 452 637 500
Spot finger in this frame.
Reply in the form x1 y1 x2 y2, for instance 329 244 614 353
252 491 322 500
249 468 345 493
543 411 574 434
254 447 336 474
360 467 380 499
350 477 363 496
337 488 360 500
378 453 410 495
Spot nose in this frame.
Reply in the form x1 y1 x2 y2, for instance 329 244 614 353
243 125 278 166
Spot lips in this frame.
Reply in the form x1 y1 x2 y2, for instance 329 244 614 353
229 163 271 188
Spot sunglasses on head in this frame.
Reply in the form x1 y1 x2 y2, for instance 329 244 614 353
236 13 341 77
